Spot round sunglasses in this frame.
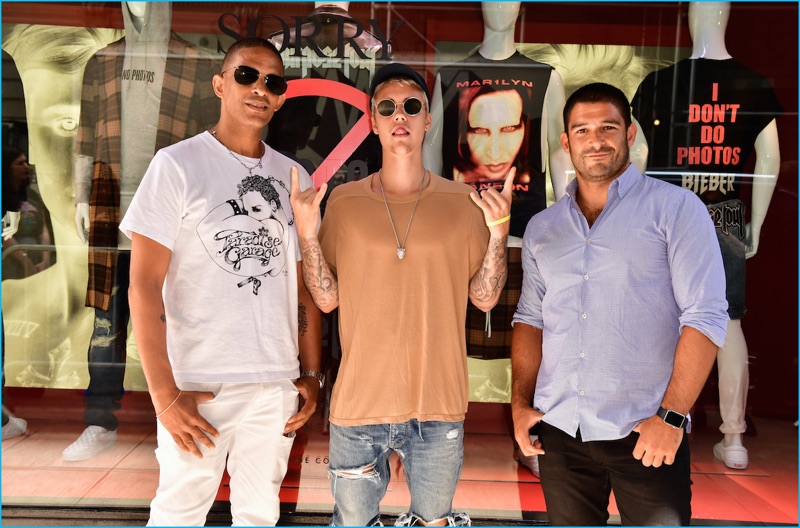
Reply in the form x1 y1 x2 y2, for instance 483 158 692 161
222 65 288 96
374 97 424 118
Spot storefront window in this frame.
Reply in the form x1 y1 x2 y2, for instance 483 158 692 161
2 2 796 524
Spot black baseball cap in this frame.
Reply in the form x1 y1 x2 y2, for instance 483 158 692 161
369 62 430 100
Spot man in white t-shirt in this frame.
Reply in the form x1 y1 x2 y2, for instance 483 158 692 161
119 37 322 526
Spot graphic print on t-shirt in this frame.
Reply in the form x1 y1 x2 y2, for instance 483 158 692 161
196 174 292 295
438 51 554 237
632 58 782 205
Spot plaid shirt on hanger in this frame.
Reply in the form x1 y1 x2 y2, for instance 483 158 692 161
75 34 220 311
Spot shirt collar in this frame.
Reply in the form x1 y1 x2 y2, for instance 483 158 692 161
565 162 641 204
614 163 640 198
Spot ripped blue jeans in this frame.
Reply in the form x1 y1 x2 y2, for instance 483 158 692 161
85 251 130 431
328 420 469 526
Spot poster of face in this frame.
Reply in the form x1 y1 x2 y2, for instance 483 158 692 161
2 23 124 389
454 85 532 188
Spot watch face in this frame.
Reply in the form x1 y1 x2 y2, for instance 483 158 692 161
664 409 686 429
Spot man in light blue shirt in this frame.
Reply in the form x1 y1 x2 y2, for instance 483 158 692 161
511 83 729 526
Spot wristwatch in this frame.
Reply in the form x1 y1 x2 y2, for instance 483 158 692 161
656 406 687 429
301 370 325 389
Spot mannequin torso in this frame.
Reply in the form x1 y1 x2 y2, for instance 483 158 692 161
423 1 570 242
632 1 780 257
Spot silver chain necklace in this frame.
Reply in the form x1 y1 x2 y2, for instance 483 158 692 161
211 129 265 176
377 169 427 260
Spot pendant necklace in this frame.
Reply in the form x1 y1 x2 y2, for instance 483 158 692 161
377 169 427 260
211 129 265 176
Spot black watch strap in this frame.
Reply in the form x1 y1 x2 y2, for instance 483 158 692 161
657 406 687 429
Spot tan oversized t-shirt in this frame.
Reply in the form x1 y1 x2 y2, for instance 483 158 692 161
319 174 489 426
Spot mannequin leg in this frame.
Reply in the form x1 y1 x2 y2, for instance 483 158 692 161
713 319 749 469
718 319 748 438
62 252 130 461
85 252 130 431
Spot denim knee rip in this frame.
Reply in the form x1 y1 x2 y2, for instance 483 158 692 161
329 459 380 480
328 459 383 510
394 511 471 526
327 464 384 527
90 313 119 347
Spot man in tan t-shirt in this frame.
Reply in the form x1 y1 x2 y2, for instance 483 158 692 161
290 62 513 526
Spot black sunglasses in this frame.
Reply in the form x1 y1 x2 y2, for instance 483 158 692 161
222 65 288 96
374 97 424 118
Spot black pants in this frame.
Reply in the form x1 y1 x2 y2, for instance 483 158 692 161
537 421 692 526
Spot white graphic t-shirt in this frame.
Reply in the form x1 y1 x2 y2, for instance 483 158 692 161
120 131 313 384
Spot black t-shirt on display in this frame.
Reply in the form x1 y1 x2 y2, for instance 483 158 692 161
632 58 782 204
438 51 555 237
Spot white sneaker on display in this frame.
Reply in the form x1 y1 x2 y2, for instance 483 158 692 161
2 416 28 440
62 425 117 461
713 440 749 470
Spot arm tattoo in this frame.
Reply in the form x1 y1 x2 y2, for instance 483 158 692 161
298 303 308 336
298 237 339 310
469 235 509 307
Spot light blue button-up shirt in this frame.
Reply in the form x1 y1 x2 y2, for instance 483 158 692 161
512 164 729 441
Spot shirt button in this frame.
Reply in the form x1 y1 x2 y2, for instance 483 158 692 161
581 313 587 319
586 239 591 244
579 390 585 396
583 274 589 280
579 352 586 358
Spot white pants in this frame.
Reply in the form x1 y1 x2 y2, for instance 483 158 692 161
717 320 749 435
148 380 299 526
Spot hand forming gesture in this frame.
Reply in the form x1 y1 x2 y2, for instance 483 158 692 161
470 167 515 237
290 167 327 240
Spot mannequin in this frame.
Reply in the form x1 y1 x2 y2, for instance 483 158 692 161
686 2 780 260
424 2 570 239
479 1 520 60
127 1 146 31
688 2 732 60
75 2 164 245
66 2 219 461
631 2 781 470
269 2 385 55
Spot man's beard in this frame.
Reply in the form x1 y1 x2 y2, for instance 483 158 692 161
575 143 630 183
